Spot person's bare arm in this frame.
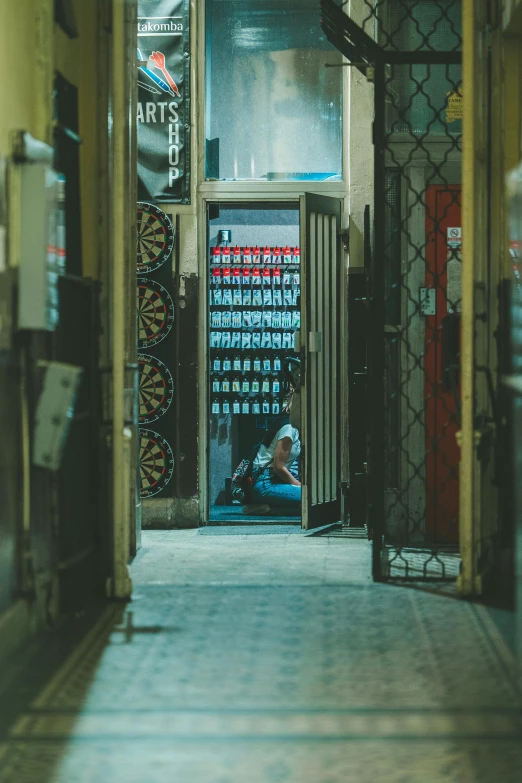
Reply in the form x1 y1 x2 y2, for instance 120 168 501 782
273 437 300 486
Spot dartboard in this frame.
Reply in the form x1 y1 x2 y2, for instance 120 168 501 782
138 354 174 424
137 279 175 348
139 428 175 498
137 202 174 275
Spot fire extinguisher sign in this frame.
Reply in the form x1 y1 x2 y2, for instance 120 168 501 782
137 0 191 204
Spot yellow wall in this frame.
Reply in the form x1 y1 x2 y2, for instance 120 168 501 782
0 0 43 155
0 0 101 278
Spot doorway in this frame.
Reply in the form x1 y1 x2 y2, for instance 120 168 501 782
207 202 302 525
205 196 343 530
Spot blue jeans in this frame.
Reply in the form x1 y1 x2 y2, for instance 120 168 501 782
251 461 301 516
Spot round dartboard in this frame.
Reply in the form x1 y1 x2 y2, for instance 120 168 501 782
137 279 175 348
138 354 174 424
139 428 175 498
137 202 174 275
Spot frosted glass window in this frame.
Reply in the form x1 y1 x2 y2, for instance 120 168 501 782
205 0 343 181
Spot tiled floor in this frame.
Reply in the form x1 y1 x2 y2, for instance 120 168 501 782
209 506 300 524
0 530 520 782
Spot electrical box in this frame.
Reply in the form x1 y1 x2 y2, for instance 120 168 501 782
33 361 82 471
18 164 66 331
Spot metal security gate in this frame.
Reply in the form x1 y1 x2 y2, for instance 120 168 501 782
322 0 462 580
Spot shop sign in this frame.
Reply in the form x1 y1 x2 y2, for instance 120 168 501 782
137 0 190 204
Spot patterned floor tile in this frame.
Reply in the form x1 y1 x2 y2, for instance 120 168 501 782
0 532 519 783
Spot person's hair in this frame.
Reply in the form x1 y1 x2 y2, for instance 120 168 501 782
262 413 290 447
282 387 294 412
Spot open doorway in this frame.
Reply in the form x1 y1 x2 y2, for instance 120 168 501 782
205 195 343 530
207 202 302 525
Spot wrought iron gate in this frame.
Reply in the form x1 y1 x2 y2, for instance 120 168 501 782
322 0 462 580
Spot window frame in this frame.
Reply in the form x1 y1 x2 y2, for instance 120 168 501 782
198 0 348 193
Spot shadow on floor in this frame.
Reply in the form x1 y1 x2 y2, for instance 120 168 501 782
0 532 520 782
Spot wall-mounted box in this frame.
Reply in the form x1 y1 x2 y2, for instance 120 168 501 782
33 361 83 471
17 164 65 331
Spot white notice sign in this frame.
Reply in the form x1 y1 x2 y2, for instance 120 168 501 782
447 227 462 247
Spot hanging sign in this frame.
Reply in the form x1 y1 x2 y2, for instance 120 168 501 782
446 227 462 313
447 246 462 313
137 0 190 204
445 88 463 124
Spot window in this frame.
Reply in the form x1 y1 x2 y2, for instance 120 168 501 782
53 73 82 276
205 0 343 181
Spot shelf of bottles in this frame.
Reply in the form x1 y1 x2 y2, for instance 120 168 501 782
209 244 301 416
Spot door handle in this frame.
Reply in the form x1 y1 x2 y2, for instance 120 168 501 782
308 332 322 353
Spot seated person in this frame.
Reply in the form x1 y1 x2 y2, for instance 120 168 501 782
246 402 301 516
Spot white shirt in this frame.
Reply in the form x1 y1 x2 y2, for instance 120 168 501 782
253 424 301 474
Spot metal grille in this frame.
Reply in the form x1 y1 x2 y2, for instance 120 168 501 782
322 0 462 580
363 0 462 51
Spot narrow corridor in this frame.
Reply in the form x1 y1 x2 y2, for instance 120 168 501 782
0 530 520 783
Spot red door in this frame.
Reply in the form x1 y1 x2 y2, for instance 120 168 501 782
425 186 461 543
